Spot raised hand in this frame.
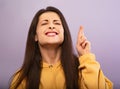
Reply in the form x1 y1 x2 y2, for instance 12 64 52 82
76 26 91 56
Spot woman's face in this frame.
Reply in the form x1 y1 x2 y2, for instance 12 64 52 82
35 11 64 47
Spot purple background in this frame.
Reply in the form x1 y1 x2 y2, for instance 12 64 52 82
0 0 120 89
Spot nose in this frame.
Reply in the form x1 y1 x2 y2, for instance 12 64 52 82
49 27 55 29
49 22 55 29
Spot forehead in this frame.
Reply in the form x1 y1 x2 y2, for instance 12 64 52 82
39 11 61 21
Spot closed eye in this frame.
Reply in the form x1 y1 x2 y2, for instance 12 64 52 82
54 22 61 25
40 20 48 26
41 22 48 25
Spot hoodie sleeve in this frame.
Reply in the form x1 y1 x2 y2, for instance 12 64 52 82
78 53 113 89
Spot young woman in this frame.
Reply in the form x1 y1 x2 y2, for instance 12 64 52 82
10 6 113 89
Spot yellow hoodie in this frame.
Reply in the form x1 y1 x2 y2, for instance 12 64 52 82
10 53 113 89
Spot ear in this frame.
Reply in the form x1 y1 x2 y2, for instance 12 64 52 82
35 35 38 42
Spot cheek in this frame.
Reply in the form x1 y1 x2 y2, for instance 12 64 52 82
36 27 45 35
37 32 44 40
60 29 64 40
36 25 47 34
35 30 43 40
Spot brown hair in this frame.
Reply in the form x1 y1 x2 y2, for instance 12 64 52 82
10 6 79 89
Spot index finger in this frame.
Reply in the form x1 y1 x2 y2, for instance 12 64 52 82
77 25 84 38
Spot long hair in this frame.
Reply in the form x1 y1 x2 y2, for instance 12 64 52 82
10 6 79 89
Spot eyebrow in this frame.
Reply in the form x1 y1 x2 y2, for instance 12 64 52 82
53 20 61 22
40 19 48 22
40 19 61 22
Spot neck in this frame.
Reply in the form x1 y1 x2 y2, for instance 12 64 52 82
39 45 61 65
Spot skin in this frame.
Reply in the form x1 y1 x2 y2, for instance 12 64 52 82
35 11 91 65
35 12 64 64
76 26 91 56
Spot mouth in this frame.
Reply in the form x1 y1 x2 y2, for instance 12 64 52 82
45 31 58 36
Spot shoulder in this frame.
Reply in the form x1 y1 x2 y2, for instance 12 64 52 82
11 70 21 84
10 70 26 89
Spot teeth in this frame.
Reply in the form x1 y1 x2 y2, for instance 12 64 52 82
47 32 56 36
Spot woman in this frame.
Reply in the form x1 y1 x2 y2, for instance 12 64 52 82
10 6 113 89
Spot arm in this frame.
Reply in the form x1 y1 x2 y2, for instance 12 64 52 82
78 53 113 89
76 26 113 89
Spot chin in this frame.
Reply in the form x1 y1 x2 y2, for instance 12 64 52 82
40 41 63 47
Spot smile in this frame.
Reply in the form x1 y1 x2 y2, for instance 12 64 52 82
45 31 58 36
